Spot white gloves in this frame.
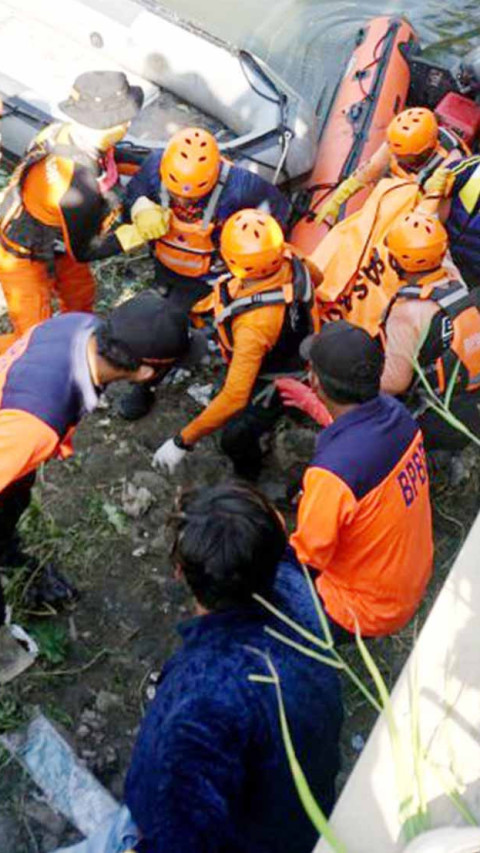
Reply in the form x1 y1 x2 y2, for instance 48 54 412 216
152 438 188 474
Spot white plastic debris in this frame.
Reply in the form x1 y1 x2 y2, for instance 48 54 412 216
187 383 214 407
0 611 38 684
163 367 192 386
0 713 118 835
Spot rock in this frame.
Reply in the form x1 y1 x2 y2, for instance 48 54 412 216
25 798 67 836
273 427 317 470
150 527 168 554
132 470 165 493
351 733 366 752
42 832 63 852
121 481 155 518
80 708 104 730
76 724 90 739
95 690 121 714
132 545 148 558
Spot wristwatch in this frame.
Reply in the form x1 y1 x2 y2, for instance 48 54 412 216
173 434 194 451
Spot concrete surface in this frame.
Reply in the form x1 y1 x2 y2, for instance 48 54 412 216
315 509 480 852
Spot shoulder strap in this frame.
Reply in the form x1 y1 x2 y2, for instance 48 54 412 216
160 180 169 209
215 287 287 329
290 254 312 305
201 160 231 228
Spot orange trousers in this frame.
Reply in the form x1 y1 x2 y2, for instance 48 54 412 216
0 247 96 354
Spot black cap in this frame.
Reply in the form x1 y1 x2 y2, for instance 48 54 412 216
300 320 385 403
106 290 207 366
59 71 144 130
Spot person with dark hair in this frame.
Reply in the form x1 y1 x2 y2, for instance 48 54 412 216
277 320 433 641
123 482 343 853
0 290 204 623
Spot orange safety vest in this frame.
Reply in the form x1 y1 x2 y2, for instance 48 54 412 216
0 123 120 261
390 126 470 185
213 252 319 365
155 160 231 278
385 273 480 394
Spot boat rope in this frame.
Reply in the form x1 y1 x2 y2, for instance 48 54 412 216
273 129 293 185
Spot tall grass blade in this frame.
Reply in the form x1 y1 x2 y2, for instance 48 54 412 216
249 648 347 853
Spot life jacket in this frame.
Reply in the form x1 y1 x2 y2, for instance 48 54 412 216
445 156 480 285
384 272 480 395
0 123 120 262
390 127 470 186
213 251 319 374
155 161 231 278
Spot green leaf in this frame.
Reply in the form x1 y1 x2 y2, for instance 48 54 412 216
102 502 127 533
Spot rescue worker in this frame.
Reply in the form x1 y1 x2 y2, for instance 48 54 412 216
0 71 168 355
314 107 467 227
417 154 480 289
288 320 433 641
153 209 322 480
0 291 204 625
382 210 480 449
119 127 290 420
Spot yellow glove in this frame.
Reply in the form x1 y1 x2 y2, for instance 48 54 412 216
131 196 171 241
423 166 453 198
115 223 145 253
314 174 365 226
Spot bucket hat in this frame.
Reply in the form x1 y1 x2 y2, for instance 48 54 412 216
59 71 144 130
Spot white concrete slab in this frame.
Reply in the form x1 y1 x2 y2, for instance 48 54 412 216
315 509 480 853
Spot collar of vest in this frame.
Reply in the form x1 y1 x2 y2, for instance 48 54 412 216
226 259 292 300
410 268 453 294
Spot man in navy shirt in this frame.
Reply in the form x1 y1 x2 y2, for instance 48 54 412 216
124 482 343 853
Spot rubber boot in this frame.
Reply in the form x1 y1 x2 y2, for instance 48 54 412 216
117 383 157 421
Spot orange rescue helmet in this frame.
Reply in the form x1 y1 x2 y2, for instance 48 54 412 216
385 211 449 273
220 209 285 279
160 127 221 199
387 108 439 158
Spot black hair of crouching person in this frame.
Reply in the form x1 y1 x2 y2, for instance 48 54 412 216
169 482 287 612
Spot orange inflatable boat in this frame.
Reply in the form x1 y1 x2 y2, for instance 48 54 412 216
292 16 417 257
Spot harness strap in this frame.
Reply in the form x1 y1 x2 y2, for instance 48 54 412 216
159 159 231 229
201 161 231 228
215 289 288 327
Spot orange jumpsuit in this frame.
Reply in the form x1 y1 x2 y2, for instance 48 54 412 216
0 124 125 353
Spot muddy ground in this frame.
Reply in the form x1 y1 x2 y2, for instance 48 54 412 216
0 252 479 852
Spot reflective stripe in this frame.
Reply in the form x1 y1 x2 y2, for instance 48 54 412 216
201 161 231 228
214 290 287 327
459 163 480 214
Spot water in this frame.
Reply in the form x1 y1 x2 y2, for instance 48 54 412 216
139 0 480 107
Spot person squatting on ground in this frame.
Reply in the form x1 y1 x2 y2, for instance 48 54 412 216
277 321 433 641
120 126 290 420
123 482 343 853
382 209 480 449
152 209 323 480
0 71 169 355
314 107 467 227
0 291 204 626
